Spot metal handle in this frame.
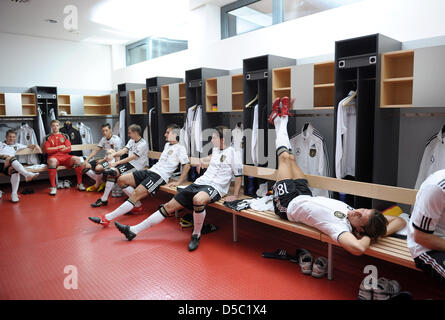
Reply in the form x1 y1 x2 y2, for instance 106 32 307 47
369 56 377 64
338 60 345 68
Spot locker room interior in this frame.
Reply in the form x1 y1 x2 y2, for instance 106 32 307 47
0 0 445 302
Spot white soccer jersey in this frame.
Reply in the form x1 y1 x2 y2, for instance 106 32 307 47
415 129 445 189
287 195 354 243
194 146 243 197
37 107 46 146
190 106 202 155
0 142 28 163
252 104 259 166
407 169 445 258
232 124 243 162
98 135 123 152
149 142 190 183
335 91 357 179
290 123 329 197
124 138 148 170
77 122 93 157
16 124 39 165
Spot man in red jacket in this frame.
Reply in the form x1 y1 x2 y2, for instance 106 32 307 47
43 120 86 195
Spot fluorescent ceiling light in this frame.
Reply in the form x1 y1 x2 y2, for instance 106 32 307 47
91 0 190 39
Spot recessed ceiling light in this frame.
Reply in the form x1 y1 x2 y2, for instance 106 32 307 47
10 0 31 3
45 19 59 24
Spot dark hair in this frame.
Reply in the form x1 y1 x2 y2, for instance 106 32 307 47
214 125 231 145
128 124 142 136
362 210 388 241
101 123 111 129
6 129 17 136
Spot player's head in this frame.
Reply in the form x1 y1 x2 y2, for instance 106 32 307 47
211 126 230 149
105 149 116 160
5 129 17 145
165 123 180 144
50 120 60 134
101 123 112 138
127 124 141 140
347 208 388 241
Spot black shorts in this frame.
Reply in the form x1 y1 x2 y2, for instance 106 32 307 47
116 163 135 175
133 170 165 196
414 251 445 285
174 183 221 210
273 179 312 219
0 162 10 175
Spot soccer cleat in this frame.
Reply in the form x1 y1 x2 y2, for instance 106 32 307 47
86 185 98 192
77 183 86 191
49 187 57 196
268 97 282 124
25 172 39 182
115 222 137 241
280 97 295 117
358 276 374 300
88 215 110 227
91 198 108 207
64 180 71 188
311 256 328 278
299 251 313 275
188 234 201 251
11 193 19 203
373 277 401 300
97 182 106 192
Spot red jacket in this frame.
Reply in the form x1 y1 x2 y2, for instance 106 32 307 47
44 133 71 156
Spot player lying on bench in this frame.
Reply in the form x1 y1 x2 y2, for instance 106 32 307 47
0 129 40 202
113 125 243 252
269 97 406 256
88 124 191 225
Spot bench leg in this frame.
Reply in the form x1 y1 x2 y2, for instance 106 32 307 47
232 214 238 243
328 243 333 280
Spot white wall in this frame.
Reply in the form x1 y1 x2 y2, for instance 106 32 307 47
0 32 112 91
112 0 445 86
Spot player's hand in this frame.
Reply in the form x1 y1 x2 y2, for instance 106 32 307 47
167 181 180 188
109 162 118 167
60 146 70 152
225 195 239 202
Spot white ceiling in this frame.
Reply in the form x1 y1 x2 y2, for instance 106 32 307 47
0 0 193 45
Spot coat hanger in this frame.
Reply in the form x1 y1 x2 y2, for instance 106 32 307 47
343 90 357 107
245 93 258 109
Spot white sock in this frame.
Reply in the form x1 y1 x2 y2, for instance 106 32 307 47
192 209 206 237
86 170 99 182
101 181 115 202
10 160 31 178
122 186 141 207
275 115 291 150
105 200 134 221
10 173 20 195
130 210 165 234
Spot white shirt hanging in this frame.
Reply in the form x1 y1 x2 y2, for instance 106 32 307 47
335 91 357 179
290 123 329 197
16 124 39 165
77 122 93 157
251 104 259 166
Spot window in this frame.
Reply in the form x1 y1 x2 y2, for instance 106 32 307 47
222 0 365 39
126 37 188 66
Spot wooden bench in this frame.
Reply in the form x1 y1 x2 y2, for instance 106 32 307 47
148 151 419 280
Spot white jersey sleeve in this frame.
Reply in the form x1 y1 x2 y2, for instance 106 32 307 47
177 144 190 165
97 137 106 149
411 184 445 234
230 147 243 177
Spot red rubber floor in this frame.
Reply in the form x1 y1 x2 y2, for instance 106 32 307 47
0 180 444 300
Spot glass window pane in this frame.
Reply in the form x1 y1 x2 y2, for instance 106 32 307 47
283 0 365 22
126 37 188 66
228 0 273 36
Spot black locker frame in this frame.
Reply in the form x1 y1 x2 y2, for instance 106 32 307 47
185 67 230 181
146 76 184 155
333 34 401 209
31 86 58 143
242 55 296 196
117 83 146 144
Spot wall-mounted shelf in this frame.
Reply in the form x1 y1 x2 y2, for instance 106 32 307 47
380 50 414 108
314 61 335 109
84 95 111 115
161 82 186 114
142 88 147 113
205 74 244 112
129 90 136 114
0 93 5 116
272 67 291 103
21 93 37 116
57 94 71 115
